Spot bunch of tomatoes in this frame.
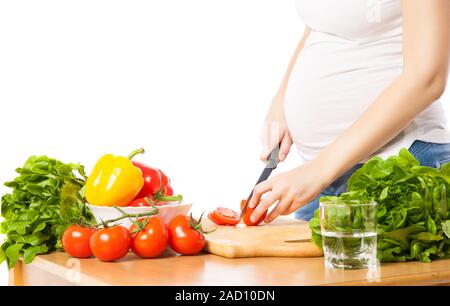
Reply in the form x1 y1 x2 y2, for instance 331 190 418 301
62 214 207 262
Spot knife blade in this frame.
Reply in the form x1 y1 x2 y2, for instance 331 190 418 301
240 144 280 219
284 238 311 243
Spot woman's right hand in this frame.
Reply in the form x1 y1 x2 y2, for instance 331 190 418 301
260 95 293 162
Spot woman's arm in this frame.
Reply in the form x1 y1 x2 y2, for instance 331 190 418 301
315 0 450 182
250 0 450 223
260 27 311 162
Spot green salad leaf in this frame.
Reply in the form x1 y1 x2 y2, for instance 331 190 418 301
310 148 450 263
0 156 94 269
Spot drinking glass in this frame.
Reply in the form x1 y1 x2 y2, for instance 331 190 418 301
320 198 377 270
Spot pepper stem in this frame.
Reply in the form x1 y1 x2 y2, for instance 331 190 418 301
127 148 145 160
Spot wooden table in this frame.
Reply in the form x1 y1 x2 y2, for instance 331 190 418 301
9 251 450 286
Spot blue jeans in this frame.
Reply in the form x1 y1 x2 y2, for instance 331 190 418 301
294 140 450 221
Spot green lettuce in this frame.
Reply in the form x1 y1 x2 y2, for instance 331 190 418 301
0 156 94 268
310 148 450 263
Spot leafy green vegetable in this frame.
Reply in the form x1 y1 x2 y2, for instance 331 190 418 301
442 220 450 239
310 148 450 263
0 156 94 268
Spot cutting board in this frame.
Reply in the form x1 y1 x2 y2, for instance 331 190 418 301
203 218 323 258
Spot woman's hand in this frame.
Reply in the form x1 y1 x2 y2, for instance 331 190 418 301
260 95 292 162
248 159 332 223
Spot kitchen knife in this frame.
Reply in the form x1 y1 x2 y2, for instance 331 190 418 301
284 238 311 243
240 144 280 219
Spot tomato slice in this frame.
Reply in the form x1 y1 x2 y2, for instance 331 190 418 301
208 212 222 225
241 199 266 226
208 207 240 226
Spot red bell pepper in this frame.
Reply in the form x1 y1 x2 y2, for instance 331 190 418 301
158 169 174 196
132 162 175 198
132 161 162 198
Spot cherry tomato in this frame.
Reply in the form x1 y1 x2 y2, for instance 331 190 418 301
168 215 205 255
208 207 240 226
129 217 168 258
133 161 162 198
62 225 95 258
241 199 266 226
128 197 152 207
90 226 130 262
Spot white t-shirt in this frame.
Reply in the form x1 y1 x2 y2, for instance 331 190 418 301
285 0 450 161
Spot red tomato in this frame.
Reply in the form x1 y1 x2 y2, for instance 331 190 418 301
208 207 240 226
133 161 162 198
168 215 205 255
129 217 168 258
90 226 130 262
128 197 152 207
207 211 226 225
62 225 95 258
158 169 174 196
241 199 267 226
128 196 176 207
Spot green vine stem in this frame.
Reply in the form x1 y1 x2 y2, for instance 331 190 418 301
154 193 183 203
92 206 158 228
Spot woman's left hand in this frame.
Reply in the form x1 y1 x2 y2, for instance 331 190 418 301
248 160 331 223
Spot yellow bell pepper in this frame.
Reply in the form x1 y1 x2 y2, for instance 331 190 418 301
85 148 145 207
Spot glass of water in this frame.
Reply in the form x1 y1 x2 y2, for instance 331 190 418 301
319 198 377 270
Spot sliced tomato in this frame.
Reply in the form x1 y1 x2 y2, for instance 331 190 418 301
207 212 226 225
241 199 266 226
208 207 240 226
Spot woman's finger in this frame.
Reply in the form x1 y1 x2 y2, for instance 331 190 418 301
278 133 292 162
249 180 272 208
284 194 312 215
260 148 271 162
284 202 302 215
260 142 280 161
251 191 281 222
265 195 292 223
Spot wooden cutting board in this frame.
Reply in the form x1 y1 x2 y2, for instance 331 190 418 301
203 218 323 258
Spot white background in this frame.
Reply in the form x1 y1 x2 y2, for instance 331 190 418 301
0 0 448 285
0 0 305 285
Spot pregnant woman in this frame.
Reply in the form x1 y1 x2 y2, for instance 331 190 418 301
249 0 450 222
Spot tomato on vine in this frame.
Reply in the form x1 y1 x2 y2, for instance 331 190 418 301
129 217 168 258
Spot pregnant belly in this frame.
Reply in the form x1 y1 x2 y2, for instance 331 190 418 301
285 36 402 160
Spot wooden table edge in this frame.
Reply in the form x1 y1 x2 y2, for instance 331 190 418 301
324 269 450 286
9 256 109 286
9 253 450 286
